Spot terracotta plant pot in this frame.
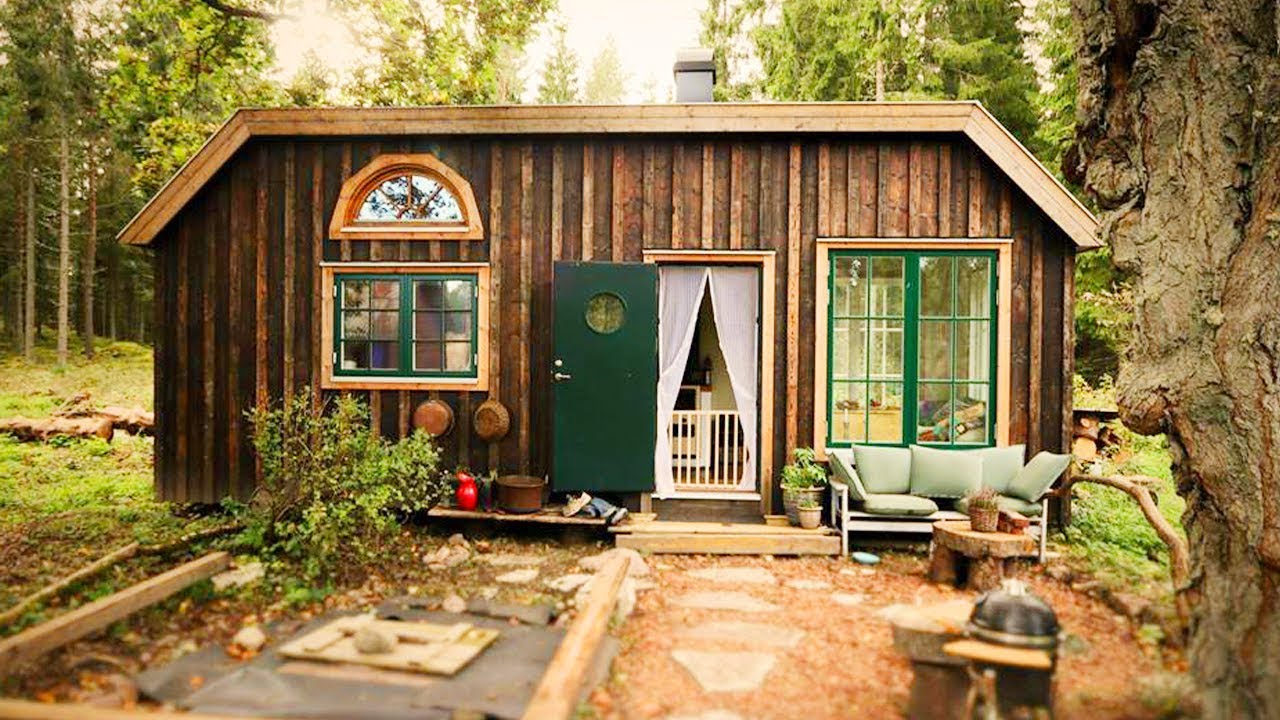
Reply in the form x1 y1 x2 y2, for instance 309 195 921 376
970 506 999 533
783 487 824 525
798 507 822 530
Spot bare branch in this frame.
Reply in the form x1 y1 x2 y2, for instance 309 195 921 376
197 0 291 22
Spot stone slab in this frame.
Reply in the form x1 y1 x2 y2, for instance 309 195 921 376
495 568 539 584
832 592 867 607
683 620 804 648
478 553 548 567
685 567 777 585
670 650 776 693
784 579 831 590
671 592 778 613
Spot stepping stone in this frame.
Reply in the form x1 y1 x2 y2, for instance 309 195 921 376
684 620 805 648
784 578 831 590
667 711 745 720
672 592 778 613
546 573 593 592
479 553 547 567
670 649 776 692
832 591 867 607
579 547 650 577
840 567 876 577
495 568 539 584
686 567 777 585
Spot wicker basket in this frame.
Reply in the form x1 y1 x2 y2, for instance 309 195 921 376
970 506 999 533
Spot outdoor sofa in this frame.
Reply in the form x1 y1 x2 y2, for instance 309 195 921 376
827 444 1073 561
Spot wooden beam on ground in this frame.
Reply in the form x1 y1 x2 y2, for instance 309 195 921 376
0 699 297 720
522 554 629 720
0 543 140 629
0 552 230 673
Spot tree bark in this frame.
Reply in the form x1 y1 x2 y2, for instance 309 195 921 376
23 162 36 362
1071 1 1280 715
56 135 71 365
82 141 97 358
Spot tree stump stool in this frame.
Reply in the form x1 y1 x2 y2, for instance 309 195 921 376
888 600 975 720
929 520 1037 592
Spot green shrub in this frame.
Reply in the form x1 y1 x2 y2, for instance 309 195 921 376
781 447 827 489
243 389 446 582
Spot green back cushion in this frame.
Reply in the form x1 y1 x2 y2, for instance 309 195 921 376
1007 451 1072 502
827 449 867 501
851 445 912 494
908 445 984 498
962 444 1026 494
862 493 939 516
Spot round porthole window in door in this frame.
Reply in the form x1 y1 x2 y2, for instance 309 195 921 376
585 292 625 334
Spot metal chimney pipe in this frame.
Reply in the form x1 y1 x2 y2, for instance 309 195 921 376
673 48 716 102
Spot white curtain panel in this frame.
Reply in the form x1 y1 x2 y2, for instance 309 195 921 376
653 266 710 497
708 267 760 491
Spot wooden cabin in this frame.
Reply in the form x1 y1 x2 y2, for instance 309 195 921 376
119 101 1099 528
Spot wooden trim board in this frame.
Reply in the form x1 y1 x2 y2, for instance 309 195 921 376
118 103 1099 249
0 552 230 673
642 249 777 515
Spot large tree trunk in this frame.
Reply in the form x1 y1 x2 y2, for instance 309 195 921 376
23 162 36 362
82 142 97 358
56 134 71 366
1071 1 1280 716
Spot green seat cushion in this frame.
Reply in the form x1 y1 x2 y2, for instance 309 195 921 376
827 449 868 502
908 445 984 498
851 444 912 494
959 445 1026 494
862 493 940 516
956 494 1043 517
1007 451 1073 502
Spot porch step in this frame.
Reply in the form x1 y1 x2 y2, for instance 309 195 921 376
613 520 840 556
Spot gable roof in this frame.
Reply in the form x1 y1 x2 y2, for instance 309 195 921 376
117 101 1100 248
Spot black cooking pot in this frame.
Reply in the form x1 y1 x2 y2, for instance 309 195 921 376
967 580 1060 650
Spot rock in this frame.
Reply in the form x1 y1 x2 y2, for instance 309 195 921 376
1137 670 1201 718
1044 563 1074 583
479 586 498 600
851 551 881 565
211 561 265 591
570 575 638 621
683 620 805 648
579 547 650 578
467 598 554 625
425 544 470 570
784 578 831 590
1059 633 1091 657
546 573 594 593
78 673 138 709
686 567 777 585
442 594 467 613
478 553 547 567
670 649 777 692
1110 592 1152 620
496 568 540 584
671 592 778 613
831 592 867 607
447 533 469 547
231 625 267 653
352 625 398 654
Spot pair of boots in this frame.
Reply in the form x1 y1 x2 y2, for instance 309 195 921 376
564 493 629 526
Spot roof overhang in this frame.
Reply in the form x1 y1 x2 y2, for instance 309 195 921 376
117 101 1100 249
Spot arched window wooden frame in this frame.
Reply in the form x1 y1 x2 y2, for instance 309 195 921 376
329 153 484 241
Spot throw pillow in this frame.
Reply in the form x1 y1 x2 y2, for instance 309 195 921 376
851 444 912 494
908 445 984 498
1007 451 1073 502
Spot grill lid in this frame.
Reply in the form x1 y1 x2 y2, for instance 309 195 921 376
967 579 1060 649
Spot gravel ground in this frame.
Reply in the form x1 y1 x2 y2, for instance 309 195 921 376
598 553 1170 720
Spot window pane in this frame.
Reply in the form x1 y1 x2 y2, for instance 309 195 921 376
953 388 990 444
369 341 398 369
415 280 444 309
868 319 903 380
369 310 399 340
358 175 409 220
342 281 370 309
955 256 992 318
831 319 867 380
342 341 370 370
444 280 473 310
833 256 868 317
369 281 399 309
916 382 953 442
918 320 952 380
409 174 464 221
919 255 953 318
831 382 866 444
444 312 471 341
955 320 991 381
415 312 442 341
415 342 443 371
869 256 904 317
342 311 369 340
445 342 473 371
868 382 903 443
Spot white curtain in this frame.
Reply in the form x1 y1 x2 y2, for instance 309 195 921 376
708 267 760 491
653 267 710 498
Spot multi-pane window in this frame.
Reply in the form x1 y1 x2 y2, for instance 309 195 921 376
827 251 996 447
356 173 464 223
336 274 477 378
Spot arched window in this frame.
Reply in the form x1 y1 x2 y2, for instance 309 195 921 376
329 154 484 240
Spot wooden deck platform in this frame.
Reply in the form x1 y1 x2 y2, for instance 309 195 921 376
427 507 607 526
611 520 841 556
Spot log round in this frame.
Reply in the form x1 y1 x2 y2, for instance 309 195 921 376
0 417 114 443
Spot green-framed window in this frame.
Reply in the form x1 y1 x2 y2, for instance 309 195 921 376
827 250 997 448
335 273 478 378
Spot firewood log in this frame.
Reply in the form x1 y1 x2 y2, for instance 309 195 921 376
996 509 1030 534
0 416 113 442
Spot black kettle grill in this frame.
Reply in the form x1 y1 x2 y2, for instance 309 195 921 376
967 579 1060 651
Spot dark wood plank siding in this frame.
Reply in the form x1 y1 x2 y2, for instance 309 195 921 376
153 133 1077 504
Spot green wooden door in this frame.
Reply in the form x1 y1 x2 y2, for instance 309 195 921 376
552 262 658 492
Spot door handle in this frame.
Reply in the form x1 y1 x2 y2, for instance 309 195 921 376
553 371 573 382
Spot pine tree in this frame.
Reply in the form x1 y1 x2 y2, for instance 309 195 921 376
583 37 628 104
537 24 580 104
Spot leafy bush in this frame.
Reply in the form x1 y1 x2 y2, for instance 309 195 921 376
242 389 445 582
781 447 827 489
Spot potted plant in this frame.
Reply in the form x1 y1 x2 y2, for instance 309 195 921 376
796 497 823 530
967 487 1000 532
781 447 827 525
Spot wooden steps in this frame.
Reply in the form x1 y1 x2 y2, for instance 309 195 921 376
612 520 841 556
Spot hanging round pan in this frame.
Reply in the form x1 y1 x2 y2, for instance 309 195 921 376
473 399 511 442
413 400 454 437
